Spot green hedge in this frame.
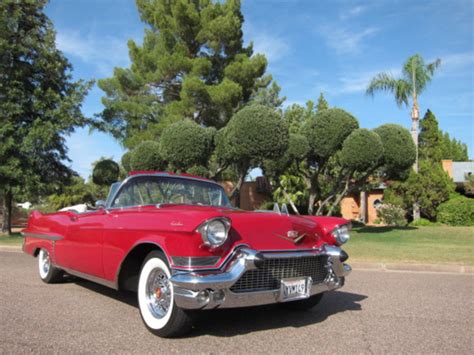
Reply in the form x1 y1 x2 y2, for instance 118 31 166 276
437 196 474 226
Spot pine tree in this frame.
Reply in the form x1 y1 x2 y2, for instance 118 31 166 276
419 109 443 162
95 0 269 149
0 0 91 234
316 92 329 111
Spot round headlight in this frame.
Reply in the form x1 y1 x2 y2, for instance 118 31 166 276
331 225 350 245
199 218 230 247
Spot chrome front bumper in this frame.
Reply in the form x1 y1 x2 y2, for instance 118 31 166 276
170 246 351 310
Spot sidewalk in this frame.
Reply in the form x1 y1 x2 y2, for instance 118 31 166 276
2 244 472 274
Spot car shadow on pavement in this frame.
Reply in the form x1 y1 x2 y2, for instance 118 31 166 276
70 277 138 307
70 278 366 338
190 290 367 337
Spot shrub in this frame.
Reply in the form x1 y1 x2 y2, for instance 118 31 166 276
376 204 407 226
130 141 165 171
340 129 383 171
160 120 215 170
186 165 210 178
92 159 120 186
121 151 133 173
302 108 358 159
409 218 442 227
220 104 289 164
374 124 416 176
437 196 474 226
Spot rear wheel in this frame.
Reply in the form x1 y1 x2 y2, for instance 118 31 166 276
38 249 64 283
281 292 324 310
137 251 193 338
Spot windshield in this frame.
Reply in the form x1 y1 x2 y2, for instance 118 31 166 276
110 176 231 208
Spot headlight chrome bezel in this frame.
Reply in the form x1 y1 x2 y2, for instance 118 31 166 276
198 217 231 248
331 224 351 245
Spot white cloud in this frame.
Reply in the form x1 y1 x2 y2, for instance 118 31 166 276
311 67 401 97
56 30 133 75
438 52 474 74
318 26 378 55
339 5 367 20
250 32 290 63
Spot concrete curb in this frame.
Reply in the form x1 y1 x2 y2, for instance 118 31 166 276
351 261 474 274
0 245 22 252
1 245 472 274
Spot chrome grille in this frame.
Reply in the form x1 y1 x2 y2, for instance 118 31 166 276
230 256 328 293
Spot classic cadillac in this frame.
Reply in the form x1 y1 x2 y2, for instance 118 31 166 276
23 171 351 337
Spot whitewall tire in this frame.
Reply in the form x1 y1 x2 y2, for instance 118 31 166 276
137 251 193 337
38 249 63 283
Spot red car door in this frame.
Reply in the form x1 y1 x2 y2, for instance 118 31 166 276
57 210 107 278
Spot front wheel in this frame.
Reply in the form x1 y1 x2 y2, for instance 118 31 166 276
38 249 63 283
137 251 193 338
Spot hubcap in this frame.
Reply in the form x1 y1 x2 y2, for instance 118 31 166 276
40 250 50 276
145 268 171 319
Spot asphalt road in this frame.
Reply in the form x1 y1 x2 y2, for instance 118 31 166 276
1 251 472 354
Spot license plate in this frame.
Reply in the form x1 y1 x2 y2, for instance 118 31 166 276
280 277 312 302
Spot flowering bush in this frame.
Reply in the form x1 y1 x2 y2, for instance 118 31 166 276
376 203 407 226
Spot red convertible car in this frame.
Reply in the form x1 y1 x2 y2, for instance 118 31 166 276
23 171 351 337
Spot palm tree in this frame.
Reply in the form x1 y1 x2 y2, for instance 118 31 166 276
366 54 441 220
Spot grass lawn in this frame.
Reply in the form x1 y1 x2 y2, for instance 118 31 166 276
345 226 474 265
0 232 23 246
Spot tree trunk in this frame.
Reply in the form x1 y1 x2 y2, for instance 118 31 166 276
308 189 317 215
360 190 367 224
411 95 421 221
230 166 247 208
1 190 13 235
281 188 300 215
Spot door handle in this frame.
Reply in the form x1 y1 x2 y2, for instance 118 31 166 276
70 215 78 222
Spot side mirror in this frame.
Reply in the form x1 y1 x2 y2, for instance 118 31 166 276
95 200 106 209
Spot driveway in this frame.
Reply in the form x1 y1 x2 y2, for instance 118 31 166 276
0 251 472 353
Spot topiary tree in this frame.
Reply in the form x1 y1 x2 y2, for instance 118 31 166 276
121 151 133 173
92 159 120 186
303 108 359 161
341 129 383 171
263 134 310 214
130 141 165 171
264 106 415 216
160 120 215 171
374 124 416 177
216 104 289 207
300 108 359 214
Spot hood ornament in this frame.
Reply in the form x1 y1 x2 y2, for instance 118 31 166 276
275 230 306 244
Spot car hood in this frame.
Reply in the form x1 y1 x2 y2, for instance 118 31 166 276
135 204 343 250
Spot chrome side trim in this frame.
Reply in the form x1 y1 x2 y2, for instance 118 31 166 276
171 243 250 271
171 256 220 267
61 266 117 290
22 232 64 241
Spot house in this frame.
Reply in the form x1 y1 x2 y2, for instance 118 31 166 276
340 159 474 224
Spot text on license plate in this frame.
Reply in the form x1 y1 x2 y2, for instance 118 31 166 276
280 277 312 301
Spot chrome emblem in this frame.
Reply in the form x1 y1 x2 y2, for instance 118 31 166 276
275 230 306 244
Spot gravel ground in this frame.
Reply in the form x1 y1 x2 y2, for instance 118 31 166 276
1 251 472 354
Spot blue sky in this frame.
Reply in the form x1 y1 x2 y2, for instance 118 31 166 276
45 0 474 179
